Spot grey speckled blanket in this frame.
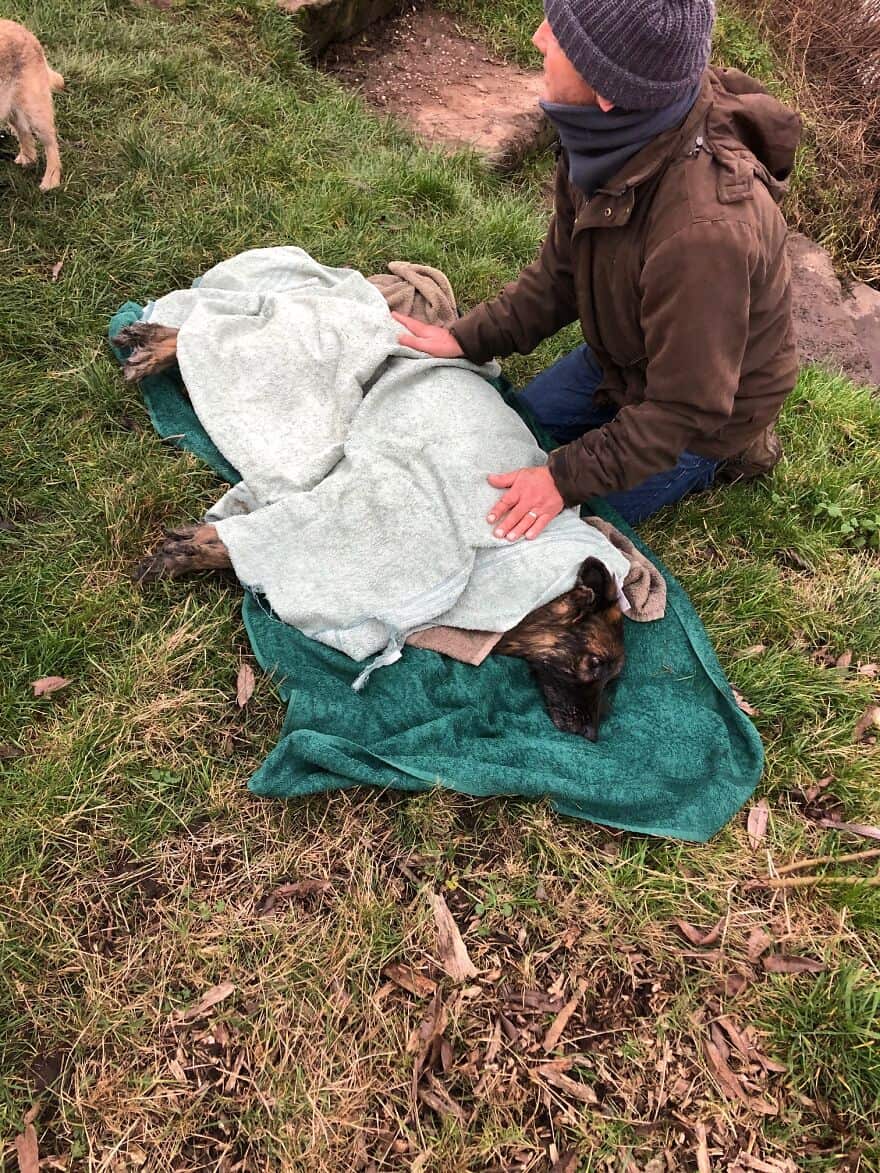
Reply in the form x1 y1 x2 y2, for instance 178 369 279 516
143 247 629 685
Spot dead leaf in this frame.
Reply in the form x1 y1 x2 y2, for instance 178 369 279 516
236 663 255 708
747 929 774 962
835 650 853 669
533 1063 599 1104
723 971 750 997
695 1122 711 1173
258 878 330 915
428 891 477 982
50 259 64 281
853 705 880 741
15 1124 39 1173
419 1072 466 1122
273 879 330 899
803 775 834 804
762 955 826 975
675 917 724 947
704 1037 749 1104
818 818 880 842
742 644 767 657
856 663 878 679
733 687 759 717
543 978 587 1052
410 992 450 1106
484 1016 503 1066
31 676 71 697
737 1156 796 1172
174 980 235 1022
0 745 24 761
747 800 770 850
551 1153 579 1173
384 963 437 999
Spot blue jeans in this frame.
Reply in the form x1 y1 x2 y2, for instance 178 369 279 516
520 345 718 525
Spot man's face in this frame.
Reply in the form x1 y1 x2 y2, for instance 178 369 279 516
532 19 613 109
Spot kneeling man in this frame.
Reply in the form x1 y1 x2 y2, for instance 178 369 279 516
396 0 801 538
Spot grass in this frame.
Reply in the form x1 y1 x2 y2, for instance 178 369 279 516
1 0 879 1169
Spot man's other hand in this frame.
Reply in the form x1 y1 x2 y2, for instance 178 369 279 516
487 465 565 540
392 312 464 358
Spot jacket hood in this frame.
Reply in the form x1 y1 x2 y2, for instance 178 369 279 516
706 68 802 199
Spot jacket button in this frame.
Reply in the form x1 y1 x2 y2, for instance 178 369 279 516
603 207 613 218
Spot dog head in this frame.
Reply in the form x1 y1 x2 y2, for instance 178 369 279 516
497 556 625 740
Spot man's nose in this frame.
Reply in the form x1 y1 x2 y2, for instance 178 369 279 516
532 19 549 54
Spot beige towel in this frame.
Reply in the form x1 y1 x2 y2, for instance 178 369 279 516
407 518 666 665
367 261 458 328
583 516 666 623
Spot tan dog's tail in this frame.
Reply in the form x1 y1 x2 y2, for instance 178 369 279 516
48 68 65 92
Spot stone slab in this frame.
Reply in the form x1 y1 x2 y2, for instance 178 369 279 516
321 6 554 170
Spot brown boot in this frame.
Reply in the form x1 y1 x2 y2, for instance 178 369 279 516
716 422 783 483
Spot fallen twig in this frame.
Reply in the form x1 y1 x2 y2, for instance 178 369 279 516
772 847 880 876
746 872 880 891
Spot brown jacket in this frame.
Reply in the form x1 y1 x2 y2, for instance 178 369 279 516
450 68 802 504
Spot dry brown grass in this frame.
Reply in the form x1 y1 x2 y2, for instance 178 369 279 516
728 0 880 284
2 788 871 1171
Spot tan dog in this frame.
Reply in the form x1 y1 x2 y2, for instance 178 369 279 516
1 20 64 191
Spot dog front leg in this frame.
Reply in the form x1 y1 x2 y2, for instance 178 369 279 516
134 523 232 584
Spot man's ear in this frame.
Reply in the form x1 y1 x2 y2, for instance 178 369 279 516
596 93 615 113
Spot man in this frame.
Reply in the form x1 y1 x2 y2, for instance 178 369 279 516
394 0 801 540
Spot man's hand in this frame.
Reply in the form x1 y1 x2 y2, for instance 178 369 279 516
487 465 565 541
392 312 464 358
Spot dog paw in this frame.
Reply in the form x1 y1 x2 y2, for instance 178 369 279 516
14 152 36 167
39 171 61 191
112 323 180 381
132 525 230 585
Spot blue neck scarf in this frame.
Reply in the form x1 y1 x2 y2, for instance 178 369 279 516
540 83 701 197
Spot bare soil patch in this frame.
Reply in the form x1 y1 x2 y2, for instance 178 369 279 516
322 6 554 169
788 233 880 387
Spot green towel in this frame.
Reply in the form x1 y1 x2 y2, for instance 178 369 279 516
111 301 762 842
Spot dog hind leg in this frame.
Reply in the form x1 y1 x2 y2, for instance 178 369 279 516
112 323 181 382
13 85 61 190
134 524 232 584
8 110 38 167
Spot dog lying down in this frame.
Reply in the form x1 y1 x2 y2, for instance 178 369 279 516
114 252 630 740
117 320 625 741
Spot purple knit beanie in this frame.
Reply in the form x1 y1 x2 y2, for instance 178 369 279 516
544 0 715 109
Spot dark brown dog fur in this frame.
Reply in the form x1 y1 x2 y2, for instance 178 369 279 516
117 323 626 740
495 557 624 740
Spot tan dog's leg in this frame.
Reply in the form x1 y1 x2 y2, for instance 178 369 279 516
113 323 181 382
8 109 38 167
15 86 61 190
134 524 232 584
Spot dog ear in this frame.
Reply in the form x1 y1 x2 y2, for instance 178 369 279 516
575 556 616 609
